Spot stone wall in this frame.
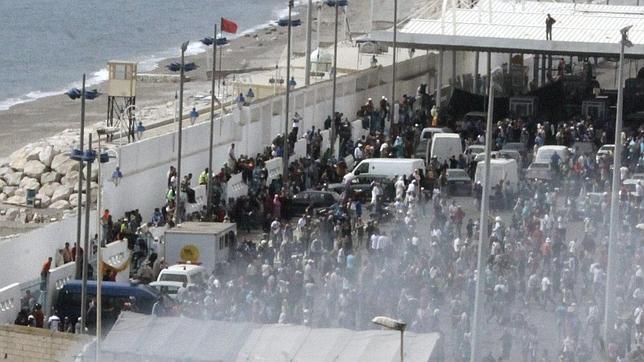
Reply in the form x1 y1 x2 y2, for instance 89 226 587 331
0 325 91 362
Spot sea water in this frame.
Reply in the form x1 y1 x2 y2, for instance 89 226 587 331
0 0 286 110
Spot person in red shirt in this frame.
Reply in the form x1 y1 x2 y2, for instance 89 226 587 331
40 257 52 290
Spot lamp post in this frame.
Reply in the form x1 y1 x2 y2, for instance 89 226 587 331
471 58 502 362
330 0 339 156
74 75 87 280
283 0 295 189
372 316 406 362
94 127 116 359
175 41 189 223
208 25 218 221
305 0 313 86
604 25 633 343
391 0 398 129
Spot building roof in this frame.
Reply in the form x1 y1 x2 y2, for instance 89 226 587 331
164 221 236 235
98 312 440 362
363 0 644 58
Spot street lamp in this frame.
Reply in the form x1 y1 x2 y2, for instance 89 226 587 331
391 0 398 130
372 316 406 362
166 41 193 223
329 0 341 156
470 61 503 362
203 25 222 221
604 25 633 344
282 0 300 191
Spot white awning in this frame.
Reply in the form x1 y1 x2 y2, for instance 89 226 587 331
362 0 644 58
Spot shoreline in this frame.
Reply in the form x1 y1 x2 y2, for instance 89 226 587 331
0 0 376 160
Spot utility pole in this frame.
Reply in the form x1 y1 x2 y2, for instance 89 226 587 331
391 0 398 128
175 41 189 223
282 0 294 188
471 53 497 362
305 0 313 86
207 25 218 220
604 25 632 344
330 0 339 155
75 74 86 279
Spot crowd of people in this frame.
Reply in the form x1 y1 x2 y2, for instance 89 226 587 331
22 76 644 361
122 78 644 361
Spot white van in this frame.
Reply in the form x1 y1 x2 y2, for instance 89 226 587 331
535 145 571 164
474 159 519 191
344 158 425 182
419 127 451 140
430 133 463 164
157 264 208 286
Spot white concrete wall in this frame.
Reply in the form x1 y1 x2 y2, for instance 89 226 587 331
101 53 436 220
102 240 130 283
46 262 75 314
0 283 21 325
0 212 96 288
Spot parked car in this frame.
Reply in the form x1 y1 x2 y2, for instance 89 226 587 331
55 281 160 332
288 190 341 216
446 168 472 196
328 175 396 202
526 162 553 181
596 144 615 163
149 281 185 300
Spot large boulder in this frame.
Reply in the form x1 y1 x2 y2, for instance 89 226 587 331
23 160 46 179
39 182 61 198
8 148 29 171
6 195 26 205
51 186 72 203
3 186 16 197
74 181 98 193
37 195 51 208
40 171 60 185
3 172 22 186
69 193 86 206
51 154 79 175
38 145 58 167
19 177 40 192
82 164 99 182
0 193 6 202
0 178 6 192
61 171 80 187
49 200 71 210
0 166 12 178
4 208 19 221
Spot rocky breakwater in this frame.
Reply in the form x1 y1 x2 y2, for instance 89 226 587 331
0 129 98 211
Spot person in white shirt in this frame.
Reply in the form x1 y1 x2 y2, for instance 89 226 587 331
48 313 61 331
394 176 405 200
292 113 302 138
354 144 364 162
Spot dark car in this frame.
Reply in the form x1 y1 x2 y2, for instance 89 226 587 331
288 190 341 216
55 280 160 332
328 175 396 203
526 162 553 181
446 168 472 196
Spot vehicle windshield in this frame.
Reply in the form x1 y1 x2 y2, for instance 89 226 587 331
530 163 550 169
159 274 188 284
447 169 469 177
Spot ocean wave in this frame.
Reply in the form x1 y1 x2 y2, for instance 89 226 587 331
0 3 287 113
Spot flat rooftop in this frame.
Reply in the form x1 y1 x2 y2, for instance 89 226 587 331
363 0 644 58
166 221 236 235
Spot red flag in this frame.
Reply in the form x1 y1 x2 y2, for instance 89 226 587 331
221 17 238 34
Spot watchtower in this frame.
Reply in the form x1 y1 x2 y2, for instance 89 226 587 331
106 61 137 142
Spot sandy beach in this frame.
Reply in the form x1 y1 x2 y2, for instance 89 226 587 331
0 0 386 159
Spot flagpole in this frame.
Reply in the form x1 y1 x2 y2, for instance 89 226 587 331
207 23 218 221
218 18 224 99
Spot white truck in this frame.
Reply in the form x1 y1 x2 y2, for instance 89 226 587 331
162 222 237 273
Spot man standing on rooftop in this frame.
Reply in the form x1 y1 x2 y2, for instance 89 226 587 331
546 14 556 40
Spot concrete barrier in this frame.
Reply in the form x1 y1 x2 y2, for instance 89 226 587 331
103 240 130 283
0 212 96 288
45 262 75 314
293 138 307 159
226 173 248 200
265 157 283 184
0 283 21 325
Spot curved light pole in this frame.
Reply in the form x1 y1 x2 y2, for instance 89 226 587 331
470 60 502 362
604 25 633 343
372 316 406 362
330 0 340 156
